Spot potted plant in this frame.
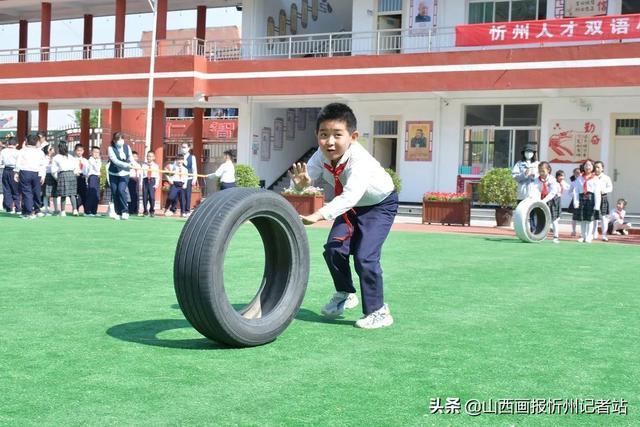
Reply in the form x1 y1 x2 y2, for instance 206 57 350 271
478 167 517 226
422 191 471 226
281 186 325 216
235 164 260 188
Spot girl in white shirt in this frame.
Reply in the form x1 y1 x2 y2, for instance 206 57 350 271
207 150 236 190
51 141 79 216
572 160 601 243
593 161 613 241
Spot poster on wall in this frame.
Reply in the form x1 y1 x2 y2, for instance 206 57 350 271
274 118 284 150
260 127 272 161
548 120 601 163
286 109 296 140
564 0 607 18
405 121 433 161
296 109 307 131
409 0 437 31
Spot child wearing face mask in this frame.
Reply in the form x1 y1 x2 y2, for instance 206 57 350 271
180 143 197 217
107 132 132 220
512 144 539 203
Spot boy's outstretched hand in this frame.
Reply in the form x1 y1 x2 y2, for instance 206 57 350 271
289 162 311 190
300 212 324 225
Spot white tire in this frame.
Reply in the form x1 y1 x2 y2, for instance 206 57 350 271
514 199 551 243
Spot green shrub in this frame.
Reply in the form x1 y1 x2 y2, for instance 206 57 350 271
385 168 402 194
99 164 108 191
235 164 260 188
478 168 517 208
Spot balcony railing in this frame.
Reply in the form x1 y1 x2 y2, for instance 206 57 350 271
0 26 637 65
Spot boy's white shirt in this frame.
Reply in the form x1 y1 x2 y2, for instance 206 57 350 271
15 146 47 176
142 161 160 186
75 156 88 176
302 143 394 220
86 157 102 176
168 163 189 188
0 146 19 167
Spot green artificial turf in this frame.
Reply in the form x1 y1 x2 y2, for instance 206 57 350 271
1 213 638 426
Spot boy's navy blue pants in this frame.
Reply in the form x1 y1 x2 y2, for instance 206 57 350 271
19 170 42 215
168 183 185 213
128 178 139 214
142 178 156 214
76 176 87 209
323 191 398 315
2 167 21 212
85 175 100 215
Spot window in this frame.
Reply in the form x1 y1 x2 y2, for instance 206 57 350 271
462 104 541 173
615 119 640 136
622 0 640 14
468 0 547 23
378 0 402 13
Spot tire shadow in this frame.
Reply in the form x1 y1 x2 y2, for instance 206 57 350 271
106 318 228 350
483 237 522 243
295 308 354 326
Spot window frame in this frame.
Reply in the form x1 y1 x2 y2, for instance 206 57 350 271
467 0 544 24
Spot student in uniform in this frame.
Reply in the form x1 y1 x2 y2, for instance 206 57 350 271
593 160 613 241
42 145 59 215
180 143 197 216
568 166 582 237
51 141 79 217
141 151 160 217
165 157 189 217
512 143 539 231
572 160 601 243
74 144 88 214
84 146 102 216
608 198 633 235
206 150 236 190
14 135 47 219
127 151 141 215
289 103 398 329
0 137 21 214
530 162 561 243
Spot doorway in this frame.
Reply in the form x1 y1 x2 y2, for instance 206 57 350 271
612 115 640 213
373 137 397 170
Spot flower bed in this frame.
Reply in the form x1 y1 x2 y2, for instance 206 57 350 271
281 186 325 216
422 192 471 226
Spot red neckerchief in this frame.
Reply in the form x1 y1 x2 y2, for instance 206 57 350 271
582 173 595 193
323 162 353 242
538 176 548 199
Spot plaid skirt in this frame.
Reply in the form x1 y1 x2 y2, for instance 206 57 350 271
44 173 58 197
56 170 77 197
548 197 561 221
573 192 597 221
595 195 609 220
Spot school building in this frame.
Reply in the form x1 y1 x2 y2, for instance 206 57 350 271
1 0 639 210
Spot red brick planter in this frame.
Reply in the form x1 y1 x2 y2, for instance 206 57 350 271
282 194 325 216
422 200 471 226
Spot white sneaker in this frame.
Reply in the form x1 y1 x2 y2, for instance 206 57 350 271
553 238 559 244
622 230 629 236
354 304 394 329
594 232 599 239
113 215 121 221
165 210 174 217
602 236 608 242
121 213 129 220
577 237 584 243
60 211 67 217
585 236 593 243
36 212 45 218
72 209 79 216
321 291 359 318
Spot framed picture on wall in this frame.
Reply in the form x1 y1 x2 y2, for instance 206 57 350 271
405 121 433 161
409 0 437 31
261 127 271 161
548 119 602 163
286 109 296 140
273 118 284 150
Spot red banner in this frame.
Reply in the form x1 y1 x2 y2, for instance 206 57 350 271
456 13 640 47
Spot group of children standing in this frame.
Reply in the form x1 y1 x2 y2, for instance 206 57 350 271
512 144 633 243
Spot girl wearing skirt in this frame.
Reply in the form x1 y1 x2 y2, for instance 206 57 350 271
42 145 59 215
572 160 601 243
533 162 561 243
51 141 79 216
593 161 613 241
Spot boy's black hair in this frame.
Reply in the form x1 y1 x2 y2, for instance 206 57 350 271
555 170 565 179
594 160 604 168
37 131 47 139
26 135 38 146
315 103 357 134
58 141 68 155
91 146 100 151
538 161 551 173
74 143 83 151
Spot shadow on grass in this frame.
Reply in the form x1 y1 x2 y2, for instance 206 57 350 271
483 237 522 243
295 308 354 326
106 318 228 350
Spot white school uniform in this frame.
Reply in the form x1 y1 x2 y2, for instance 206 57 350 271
209 160 235 184
142 161 160 185
86 157 102 177
51 154 78 178
302 144 394 220
597 173 613 195
530 175 559 203
129 160 141 180
168 164 189 188
608 208 627 225
15 146 47 176
572 174 602 210
0 146 19 168
75 156 88 177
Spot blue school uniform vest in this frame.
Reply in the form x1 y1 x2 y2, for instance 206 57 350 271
108 144 131 174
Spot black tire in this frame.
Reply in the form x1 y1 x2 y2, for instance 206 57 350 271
514 198 551 243
174 188 310 347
